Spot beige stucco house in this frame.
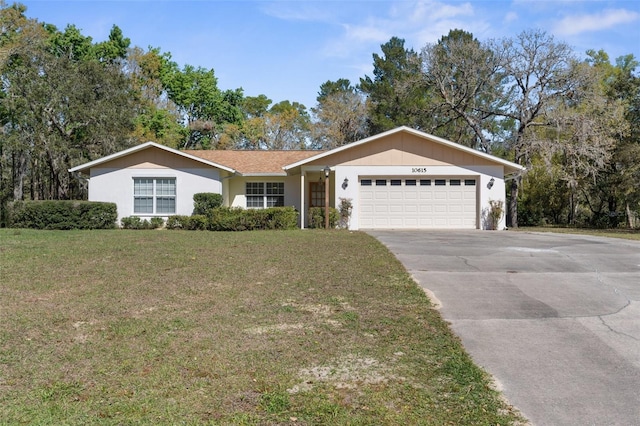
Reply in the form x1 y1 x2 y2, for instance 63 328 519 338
69 126 523 230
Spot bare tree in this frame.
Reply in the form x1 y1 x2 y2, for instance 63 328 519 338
311 89 369 149
420 29 506 153
500 29 577 228
538 62 627 223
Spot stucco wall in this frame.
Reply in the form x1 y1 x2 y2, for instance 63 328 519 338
89 167 221 224
227 175 304 224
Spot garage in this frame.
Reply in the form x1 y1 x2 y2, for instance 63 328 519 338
282 126 524 230
359 177 477 229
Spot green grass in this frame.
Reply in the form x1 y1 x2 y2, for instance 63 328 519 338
0 229 525 425
516 226 640 241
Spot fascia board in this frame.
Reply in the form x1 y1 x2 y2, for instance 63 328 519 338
283 126 524 172
69 142 237 174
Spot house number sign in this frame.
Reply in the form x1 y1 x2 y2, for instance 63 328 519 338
411 167 428 173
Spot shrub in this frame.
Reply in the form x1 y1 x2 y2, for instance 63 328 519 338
189 214 209 230
338 198 353 229
193 193 223 215
7 200 117 230
266 207 298 230
484 200 504 230
150 217 165 229
121 216 164 230
166 215 189 230
308 207 339 229
166 215 209 230
208 207 298 231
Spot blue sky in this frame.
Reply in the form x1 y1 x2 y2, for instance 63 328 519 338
18 0 640 110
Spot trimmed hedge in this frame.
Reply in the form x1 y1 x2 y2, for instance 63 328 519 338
193 193 223 215
166 215 208 230
308 207 339 229
166 207 299 231
7 200 117 230
208 207 298 231
121 216 165 230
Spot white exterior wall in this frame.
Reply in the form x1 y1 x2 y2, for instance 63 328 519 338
331 165 507 230
228 176 302 211
227 175 304 226
89 167 221 224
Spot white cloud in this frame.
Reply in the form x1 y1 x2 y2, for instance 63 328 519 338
553 8 640 36
321 0 484 58
504 11 518 24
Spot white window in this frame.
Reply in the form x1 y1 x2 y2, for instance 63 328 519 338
246 182 284 208
133 178 176 214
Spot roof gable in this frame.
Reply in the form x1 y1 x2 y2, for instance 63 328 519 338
69 142 236 174
284 126 525 174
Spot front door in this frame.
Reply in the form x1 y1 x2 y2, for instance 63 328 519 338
309 181 325 207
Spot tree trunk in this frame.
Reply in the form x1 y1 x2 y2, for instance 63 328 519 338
626 202 635 229
508 176 520 228
12 151 28 201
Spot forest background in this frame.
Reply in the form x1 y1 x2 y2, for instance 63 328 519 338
0 2 638 228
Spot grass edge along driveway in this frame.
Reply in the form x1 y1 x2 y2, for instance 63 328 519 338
0 229 526 425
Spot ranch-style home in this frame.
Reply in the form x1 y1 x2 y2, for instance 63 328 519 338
69 126 524 230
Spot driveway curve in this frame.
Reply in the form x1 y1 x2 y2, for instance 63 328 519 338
368 230 640 426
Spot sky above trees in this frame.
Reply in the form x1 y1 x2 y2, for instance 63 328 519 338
19 0 640 109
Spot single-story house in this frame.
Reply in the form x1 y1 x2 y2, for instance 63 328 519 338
69 126 524 230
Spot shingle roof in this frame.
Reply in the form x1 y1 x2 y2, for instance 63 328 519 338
183 149 324 175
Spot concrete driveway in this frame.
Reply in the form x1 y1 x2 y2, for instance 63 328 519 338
367 230 640 426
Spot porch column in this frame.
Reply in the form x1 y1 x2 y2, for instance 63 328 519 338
300 172 305 229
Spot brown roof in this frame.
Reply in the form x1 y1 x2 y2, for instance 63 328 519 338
183 149 324 175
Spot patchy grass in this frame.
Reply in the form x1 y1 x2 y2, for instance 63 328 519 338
516 226 640 241
0 229 525 425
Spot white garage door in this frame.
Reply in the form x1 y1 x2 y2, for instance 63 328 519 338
359 177 477 229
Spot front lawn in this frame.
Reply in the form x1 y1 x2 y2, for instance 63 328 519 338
0 229 524 425
516 226 640 241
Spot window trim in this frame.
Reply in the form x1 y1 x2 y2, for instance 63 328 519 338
245 181 284 209
133 177 176 215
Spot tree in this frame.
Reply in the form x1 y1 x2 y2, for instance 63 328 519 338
159 60 243 149
359 37 426 133
242 94 271 119
499 30 577 228
47 23 130 63
420 29 506 152
261 101 310 150
0 4 136 204
126 46 184 148
536 60 627 224
311 79 368 149
316 78 353 103
583 50 640 227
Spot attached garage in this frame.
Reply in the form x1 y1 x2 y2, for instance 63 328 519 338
284 126 525 231
359 177 477 229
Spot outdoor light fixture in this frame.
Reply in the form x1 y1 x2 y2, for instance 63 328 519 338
487 177 495 189
342 177 349 189
324 166 331 178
